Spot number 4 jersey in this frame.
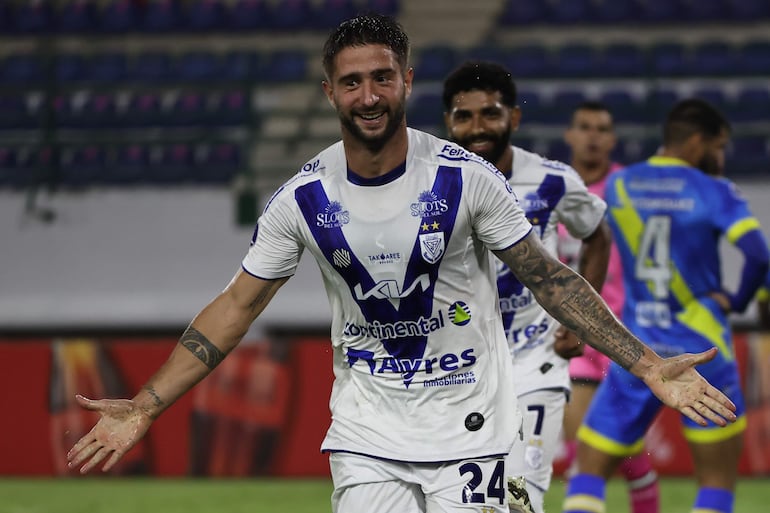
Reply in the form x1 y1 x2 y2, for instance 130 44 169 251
242 128 532 462
605 156 762 353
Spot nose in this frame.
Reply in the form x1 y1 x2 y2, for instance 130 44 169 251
469 114 485 135
360 80 380 107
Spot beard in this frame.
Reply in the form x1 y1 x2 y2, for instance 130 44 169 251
338 100 406 153
454 126 511 166
698 153 722 176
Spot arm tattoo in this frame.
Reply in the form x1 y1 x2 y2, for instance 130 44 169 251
248 278 285 312
142 385 164 408
499 236 644 370
179 326 225 370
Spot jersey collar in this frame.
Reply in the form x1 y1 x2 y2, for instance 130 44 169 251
347 161 407 186
647 156 690 168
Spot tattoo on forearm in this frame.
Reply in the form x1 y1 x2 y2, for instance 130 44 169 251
179 326 225 369
501 238 644 370
142 385 164 408
249 280 283 311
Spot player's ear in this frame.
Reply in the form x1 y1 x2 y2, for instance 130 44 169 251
510 105 522 132
404 67 414 99
322 80 336 108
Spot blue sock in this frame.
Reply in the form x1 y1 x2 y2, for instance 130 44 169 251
693 487 734 513
563 474 606 513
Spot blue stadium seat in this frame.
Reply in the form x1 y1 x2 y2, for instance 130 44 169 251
186 0 228 31
270 0 313 30
550 0 593 24
415 46 459 81
555 44 599 78
89 52 128 82
59 145 105 187
99 0 140 32
517 90 546 123
548 90 588 124
637 0 683 23
58 0 99 33
731 88 770 122
691 87 728 110
55 54 88 83
193 142 241 183
108 144 150 184
259 49 308 82
151 143 194 184
407 91 443 128
365 0 399 16
649 42 687 77
170 91 208 126
600 90 643 123
131 52 173 82
221 51 260 81
463 45 509 68
313 0 358 29
210 90 250 126
728 136 770 176
125 92 164 127
80 92 118 128
591 0 639 24
176 51 222 81
679 0 729 21
736 41 770 76
644 88 679 122
598 43 646 77
14 0 52 33
141 0 184 32
727 0 770 21
2 54 44 84
689 41 735 76
499 0 551 25
504 44 553 78
0 95 39 130
227 0 270 31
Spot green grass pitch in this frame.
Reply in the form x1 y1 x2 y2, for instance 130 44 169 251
0 477 768 512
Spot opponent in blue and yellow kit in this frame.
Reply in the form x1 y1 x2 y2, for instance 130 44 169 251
579 156 769 453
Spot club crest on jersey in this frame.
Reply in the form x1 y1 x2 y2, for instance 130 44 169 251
316 201 349 228
411 190 449 218
419 231 445 264
332 248 351 268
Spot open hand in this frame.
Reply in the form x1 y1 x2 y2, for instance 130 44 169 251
66 395 153 474
642 348 737 427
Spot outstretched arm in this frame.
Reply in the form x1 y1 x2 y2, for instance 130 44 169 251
67 269 288 473
554 219 612 358
494 232 736 425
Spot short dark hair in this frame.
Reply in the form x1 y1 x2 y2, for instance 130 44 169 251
322 14 410 79
663 98 730 146
442 61 517 111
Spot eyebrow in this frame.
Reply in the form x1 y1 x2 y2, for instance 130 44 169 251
337 67 397 85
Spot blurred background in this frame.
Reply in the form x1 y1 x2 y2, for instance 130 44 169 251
0 0 769 503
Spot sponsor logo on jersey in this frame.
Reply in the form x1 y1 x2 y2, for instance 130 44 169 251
346 344 477 382
354 274 430 300
300 158 323 174
411 190 449 218
508 318 550 346
499 289 533 313
367 252 402 265
316 200 349 228
439 144 514 193
343 311 444 339
448 301 471 326
332 248 351 268
522 191 550 213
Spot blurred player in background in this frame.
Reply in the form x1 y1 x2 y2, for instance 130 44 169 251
559 102 660 513
443 62 612 513
65 15 738 513
563 99 769 513
758 273 770 329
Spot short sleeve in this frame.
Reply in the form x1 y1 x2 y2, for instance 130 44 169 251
465 161 532 250
556 172 608 240
242 191 304 279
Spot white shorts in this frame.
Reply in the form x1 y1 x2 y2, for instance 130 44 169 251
330 451 511 513
505 388 567 511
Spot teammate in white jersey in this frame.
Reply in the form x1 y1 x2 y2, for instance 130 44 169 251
443 61 611 513
67 14 737 513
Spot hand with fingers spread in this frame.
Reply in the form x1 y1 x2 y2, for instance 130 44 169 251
66 395 153 474
640 347 737 427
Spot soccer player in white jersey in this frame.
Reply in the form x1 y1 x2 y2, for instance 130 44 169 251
443 61 611 513
67 14 738 513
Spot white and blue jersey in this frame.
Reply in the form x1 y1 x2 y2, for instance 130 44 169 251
243 128 533 462
500 146 607 396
